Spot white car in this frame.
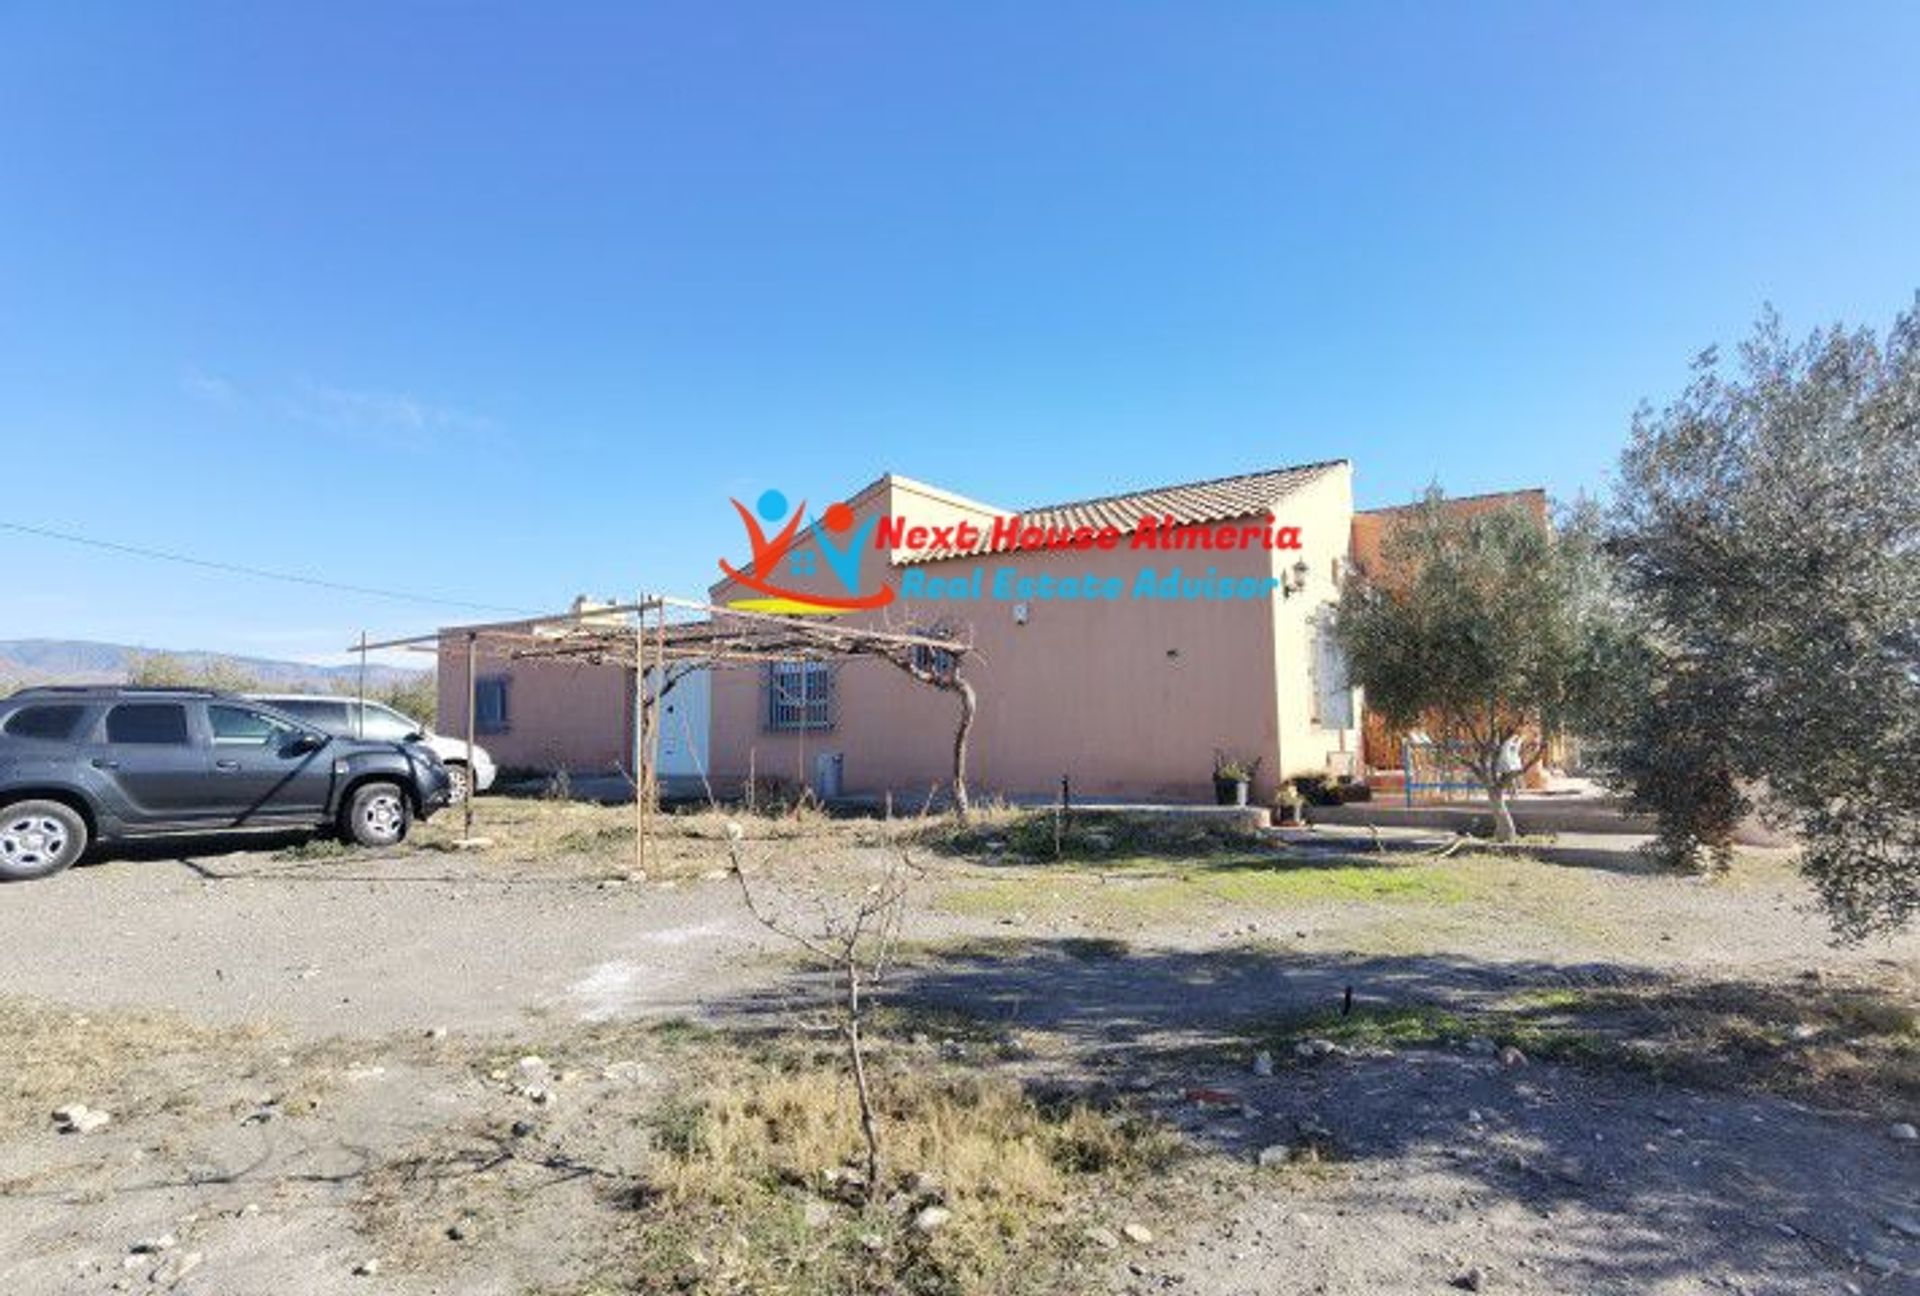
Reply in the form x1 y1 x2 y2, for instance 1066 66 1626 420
248 694 497 804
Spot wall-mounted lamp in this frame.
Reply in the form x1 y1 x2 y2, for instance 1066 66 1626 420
1282 559 1311 599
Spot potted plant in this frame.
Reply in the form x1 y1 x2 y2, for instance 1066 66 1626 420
1212 751 1262 807
1274 780 1306 825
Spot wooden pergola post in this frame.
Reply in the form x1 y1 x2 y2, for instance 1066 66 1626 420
463 630 478 842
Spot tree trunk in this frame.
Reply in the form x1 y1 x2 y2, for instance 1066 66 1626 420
844 965 882 1198
950 671 976 822
1487 777 1517 841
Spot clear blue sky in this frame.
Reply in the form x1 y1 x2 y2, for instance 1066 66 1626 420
2 3 1915 663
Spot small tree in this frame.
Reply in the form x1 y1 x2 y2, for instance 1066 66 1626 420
1608 302 1919 937
1336 491 1606 841
724 824 917 1200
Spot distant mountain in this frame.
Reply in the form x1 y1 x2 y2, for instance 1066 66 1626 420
0 639 431 691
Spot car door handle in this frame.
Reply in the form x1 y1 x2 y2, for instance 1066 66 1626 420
214 759 241 772
91 758 120 770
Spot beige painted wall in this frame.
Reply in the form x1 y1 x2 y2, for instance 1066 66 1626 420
707 467 1359 805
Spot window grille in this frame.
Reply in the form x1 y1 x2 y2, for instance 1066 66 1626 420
765 660 834 731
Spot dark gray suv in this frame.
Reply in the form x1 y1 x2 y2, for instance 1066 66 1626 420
0 687 453 881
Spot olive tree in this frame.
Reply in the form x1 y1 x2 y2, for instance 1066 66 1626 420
1608 302 1919 938
1335 491 1608 841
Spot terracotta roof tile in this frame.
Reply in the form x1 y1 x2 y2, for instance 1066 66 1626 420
896 459 1345 563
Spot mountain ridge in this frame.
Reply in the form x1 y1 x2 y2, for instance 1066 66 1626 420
0 638 430 690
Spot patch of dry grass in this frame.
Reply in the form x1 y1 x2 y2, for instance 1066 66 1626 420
624 1035 1185 1296
354 1021 1186 1296
0 997 265 1134
0 996 372 1139
388 796 920 880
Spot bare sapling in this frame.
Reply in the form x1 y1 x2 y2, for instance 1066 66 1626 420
723 821 918 1201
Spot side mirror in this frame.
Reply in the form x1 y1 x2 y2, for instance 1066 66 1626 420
289 731 328 755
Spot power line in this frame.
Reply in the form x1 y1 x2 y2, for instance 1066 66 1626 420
0 519 538 616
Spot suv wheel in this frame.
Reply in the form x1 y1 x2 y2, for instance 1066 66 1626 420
343 782 411 848
445 764 472 806
0 800 88 881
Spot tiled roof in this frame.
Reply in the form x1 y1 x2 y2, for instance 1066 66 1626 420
897 459 1346 563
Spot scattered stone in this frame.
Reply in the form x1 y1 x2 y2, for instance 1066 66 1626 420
602 1060 652 1085
1498 1046 1529 1069
446 1224 467 1242
802 1199 835 1230
859 1233 885 1252
510 1119 534 1138
1788 1023 1820 1041
1450 1265 1487 1291
524 1086 553 1105
52 1104 111 1135
1465 1037 1498 1056
1861 1253 1900 1275
425 1026 448 1040
1888 1122 1918 1142
1294 1038 1337 1059
1251 1050 1275 1077
1084 1226 1121 1250
1467 1109 1485 1125
1255 1144 1291 1168
130 1236 177 1255
352 1258 382 1277
150 1251 202 1284
1883 1212 1920 1240
912 1206 952 1234
1184 1087 1240 1106
1121 1223 1154 1245
907 1170 943 1200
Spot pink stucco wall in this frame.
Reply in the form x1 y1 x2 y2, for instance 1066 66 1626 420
436 639 632 773
706 469 1360 804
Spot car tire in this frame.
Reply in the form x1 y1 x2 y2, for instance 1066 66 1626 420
445 763 471 806
0 799 89 881
342 781 411 848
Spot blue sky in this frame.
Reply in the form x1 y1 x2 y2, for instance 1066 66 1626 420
2 3 1915 663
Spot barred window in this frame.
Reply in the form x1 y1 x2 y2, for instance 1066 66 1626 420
765 661 834 732
475 676 511 735
911 642 957 680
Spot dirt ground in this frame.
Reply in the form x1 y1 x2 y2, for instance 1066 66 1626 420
2 801 1915 1295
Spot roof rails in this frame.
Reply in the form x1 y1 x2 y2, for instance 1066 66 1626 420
10 684 232 698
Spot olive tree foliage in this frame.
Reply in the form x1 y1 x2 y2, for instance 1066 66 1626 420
1606 303 1920 939
1335 492 1612 841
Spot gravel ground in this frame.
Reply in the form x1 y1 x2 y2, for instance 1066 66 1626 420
1 817 1914 1294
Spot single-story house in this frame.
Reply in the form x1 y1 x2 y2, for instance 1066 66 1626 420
436 461 1546 805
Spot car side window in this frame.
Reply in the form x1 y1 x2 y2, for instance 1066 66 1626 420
104 703 191 746
274 699 351 733
4 704 88 741
356 704 418 742
209 704 300 747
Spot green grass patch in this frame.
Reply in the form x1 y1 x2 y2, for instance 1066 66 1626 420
1239 974 1919 1117
938 856 1478 923
911 808 1267 863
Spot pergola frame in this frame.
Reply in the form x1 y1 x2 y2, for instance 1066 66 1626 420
354 595 977 871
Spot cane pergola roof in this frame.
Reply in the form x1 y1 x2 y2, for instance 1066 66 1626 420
359 596 969 670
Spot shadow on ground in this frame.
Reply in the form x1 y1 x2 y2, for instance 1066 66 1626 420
708 937 1919 1292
